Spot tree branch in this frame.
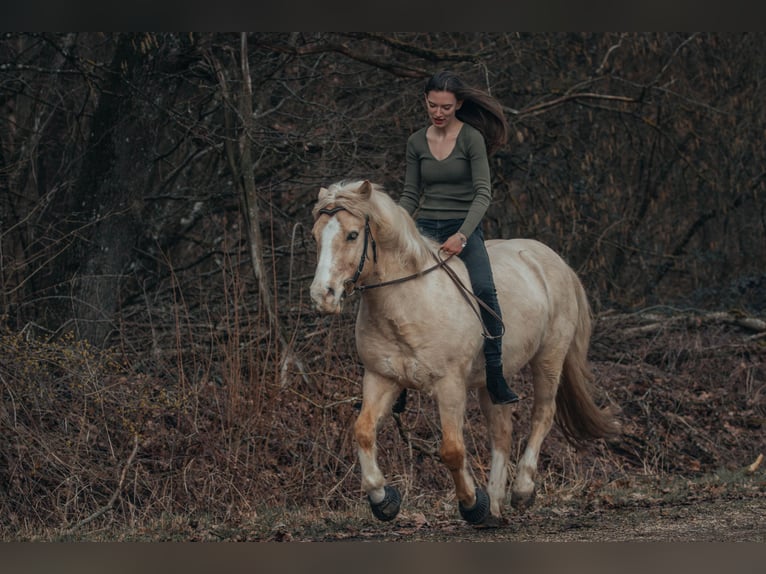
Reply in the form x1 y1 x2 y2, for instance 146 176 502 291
511 91 639 118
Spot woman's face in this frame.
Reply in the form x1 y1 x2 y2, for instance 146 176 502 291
424 90 462 129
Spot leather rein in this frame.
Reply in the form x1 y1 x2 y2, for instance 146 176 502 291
315 205 504 339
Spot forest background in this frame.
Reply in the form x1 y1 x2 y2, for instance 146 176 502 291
1 32 764 539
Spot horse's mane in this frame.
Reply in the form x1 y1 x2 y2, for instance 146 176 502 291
314 180 437 270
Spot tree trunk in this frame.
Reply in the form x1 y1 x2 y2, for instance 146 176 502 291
46 34 159 344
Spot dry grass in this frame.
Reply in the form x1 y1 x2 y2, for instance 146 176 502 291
1 263 764 541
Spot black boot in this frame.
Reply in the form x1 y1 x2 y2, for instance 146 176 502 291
486 363 520 405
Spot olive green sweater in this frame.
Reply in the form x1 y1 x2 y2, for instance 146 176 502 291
399 123 492 238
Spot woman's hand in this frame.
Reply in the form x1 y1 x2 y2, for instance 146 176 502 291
441 232 467 256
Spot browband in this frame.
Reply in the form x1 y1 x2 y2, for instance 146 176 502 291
317 205 347 217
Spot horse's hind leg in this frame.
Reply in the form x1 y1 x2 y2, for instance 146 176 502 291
478 389 514 522
354 372 402 521
511 354 561 511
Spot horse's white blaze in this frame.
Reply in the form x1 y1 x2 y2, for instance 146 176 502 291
310 218 342 310
314 217 340 285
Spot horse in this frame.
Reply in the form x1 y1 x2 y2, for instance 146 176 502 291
309 179 619 525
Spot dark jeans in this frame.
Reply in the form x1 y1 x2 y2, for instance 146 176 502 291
416 219 505 368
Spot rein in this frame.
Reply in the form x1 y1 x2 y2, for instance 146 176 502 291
356 255 449 292
315 205 504 339
427 250 505 340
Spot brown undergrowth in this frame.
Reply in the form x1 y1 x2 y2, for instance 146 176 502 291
1 303 764 540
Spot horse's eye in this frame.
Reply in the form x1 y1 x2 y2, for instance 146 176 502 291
347 231 359 241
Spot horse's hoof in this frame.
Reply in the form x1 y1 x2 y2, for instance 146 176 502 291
459 488 490 524
474 514 507 529
369 485 401 522
511 488 537 512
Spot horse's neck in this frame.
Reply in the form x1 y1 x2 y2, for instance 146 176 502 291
363 208 440 286
373 240 435 284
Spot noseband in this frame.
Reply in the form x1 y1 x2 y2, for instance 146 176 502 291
316 206 377 294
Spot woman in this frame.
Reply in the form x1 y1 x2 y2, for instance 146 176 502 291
399 70 519 405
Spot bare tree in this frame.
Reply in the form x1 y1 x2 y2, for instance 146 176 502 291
2 32 765 349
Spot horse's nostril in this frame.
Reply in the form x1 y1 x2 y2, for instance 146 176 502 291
327 287 335 297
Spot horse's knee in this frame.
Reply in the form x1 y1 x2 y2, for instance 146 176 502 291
354 414 375 451
439 441 464 471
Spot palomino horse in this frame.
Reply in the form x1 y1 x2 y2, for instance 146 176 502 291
310 179 619 525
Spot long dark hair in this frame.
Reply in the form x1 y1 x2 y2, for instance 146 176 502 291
424 70 509 155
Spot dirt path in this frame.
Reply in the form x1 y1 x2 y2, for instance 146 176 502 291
475 496 764 542
269 489 764 542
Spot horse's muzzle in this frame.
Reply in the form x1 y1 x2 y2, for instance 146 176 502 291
310 282 346 314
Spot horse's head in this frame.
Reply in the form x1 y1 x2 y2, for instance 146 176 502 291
310 180 375 313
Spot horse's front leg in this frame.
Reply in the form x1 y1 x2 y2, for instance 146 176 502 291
354 371 402 521
437 382 490 525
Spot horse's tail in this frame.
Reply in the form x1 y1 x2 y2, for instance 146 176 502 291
555 271 621 445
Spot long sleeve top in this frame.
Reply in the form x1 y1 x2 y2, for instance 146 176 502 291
399 122 493 238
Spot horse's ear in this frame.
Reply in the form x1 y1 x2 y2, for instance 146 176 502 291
357 180 373 199
318 187 331 202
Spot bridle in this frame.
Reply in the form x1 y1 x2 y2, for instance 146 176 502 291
317 205 450 295
317 205 378 294
315 205 504 339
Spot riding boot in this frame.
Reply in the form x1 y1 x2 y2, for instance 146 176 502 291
483 324 520 405
485 362 520 405
448 223 519 405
